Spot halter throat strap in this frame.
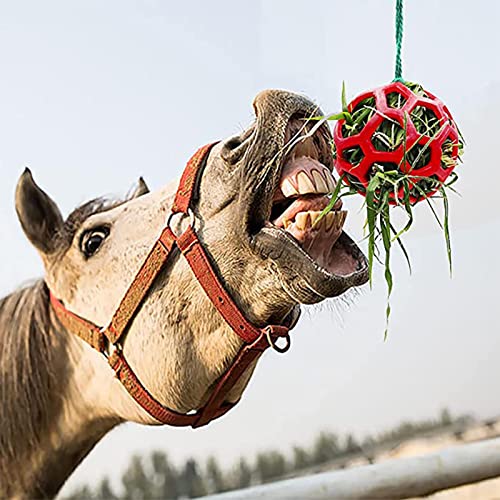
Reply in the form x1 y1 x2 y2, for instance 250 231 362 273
49 143 292 428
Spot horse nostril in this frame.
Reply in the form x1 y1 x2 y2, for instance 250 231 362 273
221 138 247 164
225 137 242 150
221 126 255 164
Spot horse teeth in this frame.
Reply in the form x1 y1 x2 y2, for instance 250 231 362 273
333 212 341 231
334 210 347 231
281 178 298 197
340 210 347 225
312 170 328 193
324 170 336 191
295 211 310 230
296 172 315 194
310 211 324 229
325 212 335 231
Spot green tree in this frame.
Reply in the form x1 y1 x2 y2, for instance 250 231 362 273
362 435 376 453
440 408 452 426
64 485 94 500
95 478 118 499
122 454 153 499
178 458 206 498
344 434 362 454
151 451 179 499
312 431 340 464
254 451 287 483
206 456 226 494
292 446 310 470
231 457 252 489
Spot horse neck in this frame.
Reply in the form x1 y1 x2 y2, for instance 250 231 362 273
0 282 123 498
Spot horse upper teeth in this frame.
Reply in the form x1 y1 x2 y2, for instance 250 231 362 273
296 172 316 194
279 156 337 198
311 170 328 193
281 178 298 197
324 170 336 191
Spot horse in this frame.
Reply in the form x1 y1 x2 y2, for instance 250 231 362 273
0 89 368 498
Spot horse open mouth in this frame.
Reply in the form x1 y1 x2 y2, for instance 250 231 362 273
253 116 368 299
271 157 353 277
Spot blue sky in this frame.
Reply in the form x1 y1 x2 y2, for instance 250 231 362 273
0 0 499 493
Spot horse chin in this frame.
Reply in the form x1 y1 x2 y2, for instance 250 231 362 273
252 226 368 303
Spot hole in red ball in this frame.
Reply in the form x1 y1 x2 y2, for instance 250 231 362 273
406 142 432 171
441 138 459 170
386 92 408 109
372 119 405 152
341 96 376 137
370 162 400 175
341 146 365 167
410 105 442 137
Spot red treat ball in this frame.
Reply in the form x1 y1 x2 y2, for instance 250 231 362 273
333 82 461 204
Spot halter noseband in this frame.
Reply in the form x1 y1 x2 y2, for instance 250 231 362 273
49 143 294 428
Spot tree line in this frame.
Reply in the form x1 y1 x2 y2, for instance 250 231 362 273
65 408 471 499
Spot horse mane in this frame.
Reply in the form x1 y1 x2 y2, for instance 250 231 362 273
0 280 68 492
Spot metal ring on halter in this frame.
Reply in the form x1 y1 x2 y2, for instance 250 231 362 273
166 208 196 233
264 327 291 354
101 327 123 359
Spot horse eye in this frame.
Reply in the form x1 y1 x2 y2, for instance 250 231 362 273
80 227 109 257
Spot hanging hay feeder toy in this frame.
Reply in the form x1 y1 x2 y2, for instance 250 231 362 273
334 81 461 203
317 0 464 336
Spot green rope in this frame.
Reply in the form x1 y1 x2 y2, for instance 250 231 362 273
393 0 405 83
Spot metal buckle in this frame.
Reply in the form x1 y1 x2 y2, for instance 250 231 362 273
101 327 123 360
166 208 196 235
264 327 291 354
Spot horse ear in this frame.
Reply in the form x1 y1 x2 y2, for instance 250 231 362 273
127 177 150 200
15 168 64 255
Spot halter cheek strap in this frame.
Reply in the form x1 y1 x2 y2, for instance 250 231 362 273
49 143 293 428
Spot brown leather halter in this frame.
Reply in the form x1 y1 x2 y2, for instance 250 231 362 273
49 143 293 428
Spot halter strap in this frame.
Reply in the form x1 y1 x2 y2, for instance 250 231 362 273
49 143 293 428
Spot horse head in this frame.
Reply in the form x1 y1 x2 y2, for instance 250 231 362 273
5 89 368 496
